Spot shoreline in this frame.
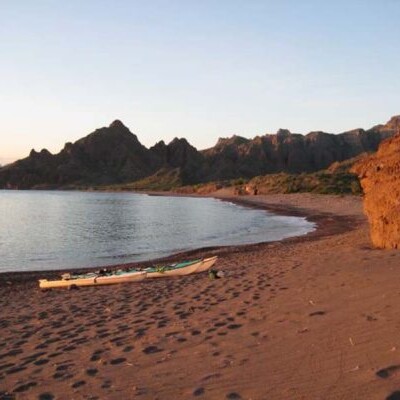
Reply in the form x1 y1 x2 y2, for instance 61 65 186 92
0 192 362 286
4 193 400 399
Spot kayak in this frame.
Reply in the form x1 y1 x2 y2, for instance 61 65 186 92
195 256 218 273
145 259 203 278
38 256 218 288
145 256 218 278
39 270 147 289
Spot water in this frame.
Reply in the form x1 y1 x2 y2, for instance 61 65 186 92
0 191 315 272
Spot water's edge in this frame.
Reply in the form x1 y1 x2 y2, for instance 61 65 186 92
0 192 362 285
0 191 314 273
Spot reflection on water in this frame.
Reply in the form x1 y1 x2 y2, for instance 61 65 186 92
0 191 315 272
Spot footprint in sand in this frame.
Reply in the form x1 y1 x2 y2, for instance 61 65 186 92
86 368 98 376
192 387 205 396
386 391 400 400
34 359 49 366
38 393 55 400
0 363 14 371
309 311 326 317
90 350 103 361
71 380 86 388
6 366 27 375
13 381 37 393
101 379 112 389
110 358 126 365
227 324 242 330
226 392 242 399
142 346 162 355
48 352 63 358
377 365 400 379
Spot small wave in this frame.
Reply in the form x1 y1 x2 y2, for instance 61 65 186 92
96 253 143 260
29 257 57 262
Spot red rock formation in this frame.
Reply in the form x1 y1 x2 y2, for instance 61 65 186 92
352 126 400 249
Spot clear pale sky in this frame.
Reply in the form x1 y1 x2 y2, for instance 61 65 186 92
1 0 400 165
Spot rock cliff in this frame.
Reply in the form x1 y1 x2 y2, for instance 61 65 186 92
352 121 400 248
202 122 394 180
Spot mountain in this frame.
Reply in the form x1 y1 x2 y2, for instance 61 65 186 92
150 137 205 184
0 121 156 188
201 118 398 180
0 116 399 189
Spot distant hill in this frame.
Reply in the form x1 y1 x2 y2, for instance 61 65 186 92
0 116 398 189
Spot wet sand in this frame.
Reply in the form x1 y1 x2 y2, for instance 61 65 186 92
1 193 400 400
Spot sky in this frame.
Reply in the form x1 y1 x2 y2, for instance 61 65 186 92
1 0 400 165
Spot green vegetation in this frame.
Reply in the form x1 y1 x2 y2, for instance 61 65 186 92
249 172 361 195
94 170 361 196
87 157 362 196
101 168 182 192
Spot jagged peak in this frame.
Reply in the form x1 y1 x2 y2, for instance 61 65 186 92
306 131 329 138
216 135 249 147
39 149 51 156
168 137 190 146
29 148 52 158
109 120 128 130
152 140 166 147
384 115 400 130
342 128 365 135
276 129 291 137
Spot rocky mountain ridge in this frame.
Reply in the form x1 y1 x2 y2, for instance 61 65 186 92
0 116 399 189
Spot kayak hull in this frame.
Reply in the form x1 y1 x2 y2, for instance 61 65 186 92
38 256 218 288
196 256 218 273
146 259 203 278
39 271 147 289
94 271 147 285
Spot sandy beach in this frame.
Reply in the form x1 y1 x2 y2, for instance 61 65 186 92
1 193 400 400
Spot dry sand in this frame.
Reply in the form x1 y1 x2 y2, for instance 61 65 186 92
1 193 400 400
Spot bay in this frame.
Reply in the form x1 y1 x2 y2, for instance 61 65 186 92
0 191 315 272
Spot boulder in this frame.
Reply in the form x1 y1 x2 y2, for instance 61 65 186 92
352 132 400 249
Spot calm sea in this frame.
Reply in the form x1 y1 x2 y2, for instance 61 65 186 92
0 191 315 272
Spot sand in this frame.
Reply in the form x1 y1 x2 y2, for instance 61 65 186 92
1 193 400 400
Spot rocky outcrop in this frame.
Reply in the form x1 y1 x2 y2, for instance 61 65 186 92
0 115 398 189
150 138 205 184
202 121 395 180
0 121 160 188
352 125 400 249
0 121 207 188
